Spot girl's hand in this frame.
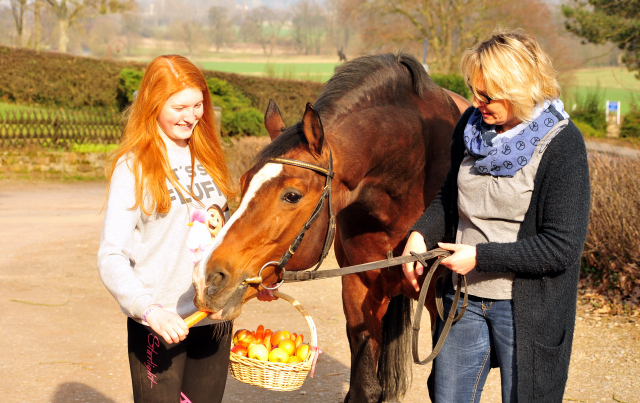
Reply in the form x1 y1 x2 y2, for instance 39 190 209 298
145 306 189 344
256 288 278 302
438 243 477 275
402 232 427 292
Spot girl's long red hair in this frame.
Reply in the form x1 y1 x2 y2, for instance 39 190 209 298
106 55 236 215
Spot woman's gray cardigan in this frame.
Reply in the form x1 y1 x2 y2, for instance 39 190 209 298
411 107 591 402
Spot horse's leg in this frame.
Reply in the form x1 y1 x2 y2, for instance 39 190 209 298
341 271 389 403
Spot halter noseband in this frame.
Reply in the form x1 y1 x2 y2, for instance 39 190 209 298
243 149 336 290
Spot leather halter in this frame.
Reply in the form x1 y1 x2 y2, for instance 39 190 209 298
245 149 336 290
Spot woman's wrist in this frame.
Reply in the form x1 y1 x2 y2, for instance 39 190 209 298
142 303 162 322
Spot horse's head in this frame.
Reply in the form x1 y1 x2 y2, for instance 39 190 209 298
192 100 334 320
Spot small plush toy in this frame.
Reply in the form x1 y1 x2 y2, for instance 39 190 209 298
206 204 226 238
186 209 211 264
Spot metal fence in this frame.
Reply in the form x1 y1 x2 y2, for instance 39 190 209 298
0 109 122 148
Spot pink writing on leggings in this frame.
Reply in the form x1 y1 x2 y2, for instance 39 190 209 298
146 333 160 388
180 392 192 403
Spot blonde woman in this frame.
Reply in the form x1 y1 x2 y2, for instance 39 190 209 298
402 29 590 402
98 55 235 402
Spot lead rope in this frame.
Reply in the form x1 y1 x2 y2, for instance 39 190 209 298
410 251 468 365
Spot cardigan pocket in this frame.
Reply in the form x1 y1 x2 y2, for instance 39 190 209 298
532 330 572 400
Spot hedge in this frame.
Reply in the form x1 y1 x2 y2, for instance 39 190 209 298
0 46 322 127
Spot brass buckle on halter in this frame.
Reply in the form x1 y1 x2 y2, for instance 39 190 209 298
241 261 285 290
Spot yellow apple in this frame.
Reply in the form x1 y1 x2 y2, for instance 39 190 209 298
268 347 289 363
247 344 269 361
278 339 296 356
287 356 303 364
295 344 310 361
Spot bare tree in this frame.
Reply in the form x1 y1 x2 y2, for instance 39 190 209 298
265 8 289 55
291 0 326 55
45 0 135 53
33 0 42 49
341 0 501 73
209 5 234 53
241 6 272 55
170 20 205 55
10 0 28 47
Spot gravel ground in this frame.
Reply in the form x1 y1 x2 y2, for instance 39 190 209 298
0 179 638 403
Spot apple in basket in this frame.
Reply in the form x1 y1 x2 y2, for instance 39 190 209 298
234 330 256 348
248 344 269 361
268 347 289 363
270 330 291 347
278 339 296 356
287 356 303 364
295 344 310 361
230 344 248 357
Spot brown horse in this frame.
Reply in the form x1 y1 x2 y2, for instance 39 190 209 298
193 53 468 402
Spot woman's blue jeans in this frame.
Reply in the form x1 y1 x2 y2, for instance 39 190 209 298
432 285 517 403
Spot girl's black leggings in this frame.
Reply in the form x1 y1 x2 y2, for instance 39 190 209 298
127 317 232 403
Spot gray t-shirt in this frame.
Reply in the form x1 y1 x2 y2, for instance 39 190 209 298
97 147 229 325
455 120 568 299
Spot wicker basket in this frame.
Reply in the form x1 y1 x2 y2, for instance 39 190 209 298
228 291 318 391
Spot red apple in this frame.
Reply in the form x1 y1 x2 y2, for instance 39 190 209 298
279 339 296 356
295 334 304 347
291 332 297 341
233 329 249 345
230 344 248 357
236 331 256 348
295 344 310 360
270 330 291 347
268 347 289 363
248 344 269 361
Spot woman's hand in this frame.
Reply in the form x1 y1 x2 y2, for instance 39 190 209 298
256 288 278 302
402 231 427 292
145 306 189 344
438 242 477 275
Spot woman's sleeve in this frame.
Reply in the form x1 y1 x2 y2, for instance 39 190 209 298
475 124 591 275
97 160 155 318
410 107 473 248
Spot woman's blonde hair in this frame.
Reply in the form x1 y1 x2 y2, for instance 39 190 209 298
460 28 560 122
106 55 236 215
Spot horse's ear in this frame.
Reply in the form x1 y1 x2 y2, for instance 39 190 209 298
301 102 324 156
264 99 286 141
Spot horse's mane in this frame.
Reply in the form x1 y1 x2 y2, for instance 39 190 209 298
255 52 435 166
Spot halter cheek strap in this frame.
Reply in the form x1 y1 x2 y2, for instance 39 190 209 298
244 149 335 289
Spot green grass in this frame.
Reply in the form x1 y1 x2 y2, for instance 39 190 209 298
200 61 339 82
564 68 640 115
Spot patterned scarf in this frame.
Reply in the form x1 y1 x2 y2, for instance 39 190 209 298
463 99 569 177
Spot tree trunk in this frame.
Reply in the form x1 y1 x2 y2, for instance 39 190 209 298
58 19 69 52
34 0 41 50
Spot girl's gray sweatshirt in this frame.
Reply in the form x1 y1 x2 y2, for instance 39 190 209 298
97 147 229 326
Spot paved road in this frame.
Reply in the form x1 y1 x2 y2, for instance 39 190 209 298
585 140 640 158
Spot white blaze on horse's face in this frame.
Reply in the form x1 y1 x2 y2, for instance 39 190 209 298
192 163 284 290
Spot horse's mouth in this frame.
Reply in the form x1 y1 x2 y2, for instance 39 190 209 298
195 282 249 321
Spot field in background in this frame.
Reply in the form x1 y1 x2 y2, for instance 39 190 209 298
199 61 339 82
563 67 640 115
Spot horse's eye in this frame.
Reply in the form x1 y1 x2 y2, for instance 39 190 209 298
283 192 302 204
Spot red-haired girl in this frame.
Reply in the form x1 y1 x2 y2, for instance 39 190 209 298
98 54 235 403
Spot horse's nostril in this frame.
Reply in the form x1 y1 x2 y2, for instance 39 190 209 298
206 267 229 293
